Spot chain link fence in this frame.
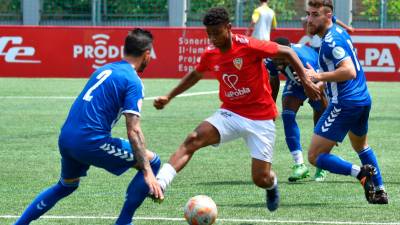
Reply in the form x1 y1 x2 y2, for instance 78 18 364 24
0 0 22 24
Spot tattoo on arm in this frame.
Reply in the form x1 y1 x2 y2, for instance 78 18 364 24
125 114 151 171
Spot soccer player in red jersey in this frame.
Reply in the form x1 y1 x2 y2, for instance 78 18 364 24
152 7 320 211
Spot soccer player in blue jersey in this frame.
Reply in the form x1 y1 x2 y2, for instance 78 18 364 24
305 0 388 204
14 28 164 225
266 37 328 182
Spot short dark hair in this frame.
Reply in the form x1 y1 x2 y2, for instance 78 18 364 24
260 0 268 2
203 7 230 26
124 28 153 57
274 37 290 47
308 0 334 12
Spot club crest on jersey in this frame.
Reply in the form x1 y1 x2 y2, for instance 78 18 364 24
233 58 243 70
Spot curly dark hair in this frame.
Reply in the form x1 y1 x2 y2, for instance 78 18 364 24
203 7 230 26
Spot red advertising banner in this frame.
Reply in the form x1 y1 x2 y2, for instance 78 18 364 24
0 26 399 81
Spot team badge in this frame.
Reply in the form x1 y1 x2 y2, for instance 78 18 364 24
233 58 243 70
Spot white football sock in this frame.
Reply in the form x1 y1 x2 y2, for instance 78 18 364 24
156 163 177 191
291 150 304 165
351 164 361 178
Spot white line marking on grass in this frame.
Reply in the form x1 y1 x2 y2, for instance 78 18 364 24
0 91 219 100
0 83 285 100
1 215 399 224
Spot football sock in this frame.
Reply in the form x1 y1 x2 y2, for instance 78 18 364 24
282 110 302 163
316 153 352 175
358 146 385 190
290 150 304 165
156 163 177 191
115 154 161 225
266 175 278 190
14 179 79 225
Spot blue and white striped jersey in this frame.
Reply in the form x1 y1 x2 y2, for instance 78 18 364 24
319 24 371 106
59 60 144 147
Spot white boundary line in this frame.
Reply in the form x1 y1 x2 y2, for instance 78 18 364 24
0 90 219 100
1 215 399 224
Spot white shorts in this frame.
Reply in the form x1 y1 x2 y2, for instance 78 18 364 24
205 109 276 162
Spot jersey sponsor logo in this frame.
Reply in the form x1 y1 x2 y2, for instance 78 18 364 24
0 36 41 63
73 33 157 69
332 46 346 60
222 73 251 98
235 35 249 44
233 58 243 70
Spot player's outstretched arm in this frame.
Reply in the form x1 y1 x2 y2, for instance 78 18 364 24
306 58 356 82
336 19 355 33
153 70 204 110
273 45 321 100
125 113 164 200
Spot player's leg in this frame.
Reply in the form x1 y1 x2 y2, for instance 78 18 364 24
309 104 375 202
115 139 161 225
281 82 310 182
14 150 84 225
156 109 237 195
348 105 387 204
244 119 279 211
310 100 328 182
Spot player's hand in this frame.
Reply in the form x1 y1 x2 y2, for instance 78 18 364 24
305 63 320 83
347 27 355 33
153 96 170 110
144 171 164 202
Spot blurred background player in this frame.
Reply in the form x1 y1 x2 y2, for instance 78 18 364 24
305 0 388 204
246 0 277 41
266 37 328 182
299 15 354 52
153 7 320 212
14 28 164 225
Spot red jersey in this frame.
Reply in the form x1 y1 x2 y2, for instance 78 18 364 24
196 34 279 120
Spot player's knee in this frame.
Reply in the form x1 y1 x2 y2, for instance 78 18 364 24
58 178 80 197
308 149 318 166
183 132 203 152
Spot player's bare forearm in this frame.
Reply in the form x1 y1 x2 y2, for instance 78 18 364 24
312 58 356 82
167 70 203 100
125 113 151 172
274 45 320 99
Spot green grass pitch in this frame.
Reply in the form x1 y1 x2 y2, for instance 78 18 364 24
0 78 399 224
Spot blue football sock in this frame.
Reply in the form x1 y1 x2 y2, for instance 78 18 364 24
115 154 161 225
358 147 384 190
282 110 301 152
14 179 79 225
316 153 352 175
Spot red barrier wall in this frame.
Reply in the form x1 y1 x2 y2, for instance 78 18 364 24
0 26 399 81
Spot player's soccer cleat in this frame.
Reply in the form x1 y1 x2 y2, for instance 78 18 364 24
288 164 310 182
357 164 376 203
370 190 389 204
313 168 327 182
266 186 280 212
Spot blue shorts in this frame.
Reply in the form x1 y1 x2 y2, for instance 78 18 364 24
59 137 136 179
282 80 322 111
314 103 371 142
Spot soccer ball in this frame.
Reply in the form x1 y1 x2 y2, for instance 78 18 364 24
184 195 218 225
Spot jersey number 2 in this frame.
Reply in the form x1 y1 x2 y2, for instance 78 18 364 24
83 70 112 102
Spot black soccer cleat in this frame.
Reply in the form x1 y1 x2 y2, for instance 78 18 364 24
266 185 280 212
357 165 376 203
370 190 389 204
